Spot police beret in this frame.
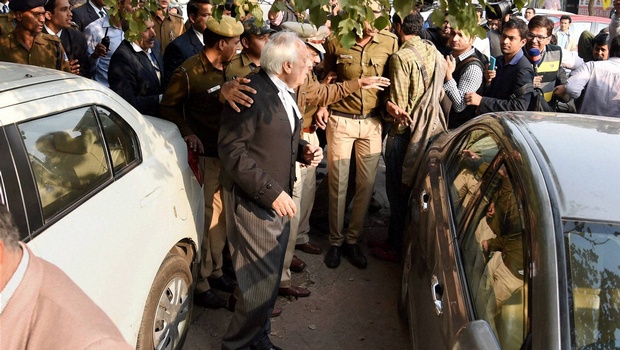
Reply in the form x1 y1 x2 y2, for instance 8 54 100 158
206 16 244 37
9 0 48 12
242 17 275 38
281 22 326 54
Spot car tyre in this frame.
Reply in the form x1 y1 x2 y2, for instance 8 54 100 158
398 238 412 325
136 253 193 350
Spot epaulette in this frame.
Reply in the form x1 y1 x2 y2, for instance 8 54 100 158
40 33 61 43
378 28 398 40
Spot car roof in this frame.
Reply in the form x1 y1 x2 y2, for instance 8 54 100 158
0 62 110 124
499 113 620 223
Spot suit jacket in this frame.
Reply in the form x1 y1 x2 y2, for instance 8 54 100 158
0 244 132 349
60 27 91 78
162 28 202 88
72 3 102 32
218 69 309 209
109 40 163 116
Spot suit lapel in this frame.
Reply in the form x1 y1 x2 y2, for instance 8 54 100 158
188 30 203 53
133 43 160 86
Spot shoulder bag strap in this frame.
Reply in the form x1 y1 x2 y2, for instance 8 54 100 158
405 45 430 90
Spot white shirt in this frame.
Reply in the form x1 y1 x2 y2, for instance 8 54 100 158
0 243 30 314
43 24 62 38
267 72 301 133
192 28 204 46
566 57 620 117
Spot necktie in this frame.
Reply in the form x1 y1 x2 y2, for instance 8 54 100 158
1 4 9 13
147 51 161 82
98 10 106 18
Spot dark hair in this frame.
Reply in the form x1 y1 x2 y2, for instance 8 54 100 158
44 0 57 13
203 27 229 48
503 17 528 41
392 11 423 36
593 32 609 47
610 36 620 57
187 0 210 18
528 15 553 37
525 7 535 13
560 15 572 23
0 206 20 252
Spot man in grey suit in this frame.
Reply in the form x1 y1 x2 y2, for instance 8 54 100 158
218 31 323 350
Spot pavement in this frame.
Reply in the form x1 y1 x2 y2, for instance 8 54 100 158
184 158 411 350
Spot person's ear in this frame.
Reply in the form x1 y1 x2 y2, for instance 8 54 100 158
188 13 195 24
45 11 52 21
241 36 249 50
282 61 292 74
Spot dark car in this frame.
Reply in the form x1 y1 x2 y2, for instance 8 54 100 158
400 112 620 349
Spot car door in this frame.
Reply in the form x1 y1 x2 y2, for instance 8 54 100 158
409 128 502 348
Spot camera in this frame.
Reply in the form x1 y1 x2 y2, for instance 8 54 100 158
485 0 515 20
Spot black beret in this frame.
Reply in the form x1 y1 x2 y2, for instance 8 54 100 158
9 0 48 12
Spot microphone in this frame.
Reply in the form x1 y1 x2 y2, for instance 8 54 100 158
528 48 542 65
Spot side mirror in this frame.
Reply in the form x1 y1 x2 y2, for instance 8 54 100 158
452 320 501 350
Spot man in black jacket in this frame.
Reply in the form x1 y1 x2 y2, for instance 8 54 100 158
44 0 90 77
162 0 211 88
465 18 534 114
71 0 105 31
218 31 322 350
108 17 163 116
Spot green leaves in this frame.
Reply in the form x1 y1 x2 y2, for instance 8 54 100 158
108 0 526 48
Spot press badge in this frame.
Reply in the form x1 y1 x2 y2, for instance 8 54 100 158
207 85 221 94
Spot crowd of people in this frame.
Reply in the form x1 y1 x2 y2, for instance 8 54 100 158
1 0 620 348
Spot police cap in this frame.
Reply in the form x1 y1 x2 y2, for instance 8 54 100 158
242 17 275 38
205 16 244 37
9 0 48 12
281 22 326 54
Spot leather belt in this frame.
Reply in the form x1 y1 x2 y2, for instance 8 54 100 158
303 125 317 133
332 110 375 120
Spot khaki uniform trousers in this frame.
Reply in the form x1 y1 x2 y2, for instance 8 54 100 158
195 157 226 293
327 114 382 246
279 131 319 288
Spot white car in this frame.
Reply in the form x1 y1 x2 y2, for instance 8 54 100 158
0 63 204 350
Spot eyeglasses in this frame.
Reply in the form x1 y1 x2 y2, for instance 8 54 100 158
527 32 549 41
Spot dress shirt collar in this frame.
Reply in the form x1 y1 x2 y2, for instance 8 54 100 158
89 0 106 16
0 243 30 314
267 72 301 132
43 24 63 38
456 47 475 62
130 41 147 54
503 49 524 67
192 28 204 45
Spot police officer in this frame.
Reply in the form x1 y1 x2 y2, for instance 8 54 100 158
153 0 185 53
322 2 397 269
160 16 245 310
0 0 71 72
225 16 274 81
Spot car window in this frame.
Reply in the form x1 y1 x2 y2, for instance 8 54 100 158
96 106 140 174
458 163 527 350
19 107 112 221
447 130 500 224
564 221 620 349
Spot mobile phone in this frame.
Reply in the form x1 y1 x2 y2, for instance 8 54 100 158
488 56 496 70
101 36 110 50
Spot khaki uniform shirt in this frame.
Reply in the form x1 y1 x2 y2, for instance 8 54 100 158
160 50 224 157
0 13 13 36
0 32 71 72
154 12 185 54
323 29 397 116
295 69 361 129
225 51 258 81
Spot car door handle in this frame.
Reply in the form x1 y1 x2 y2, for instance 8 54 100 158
431 275 443 316
420 190 429 213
